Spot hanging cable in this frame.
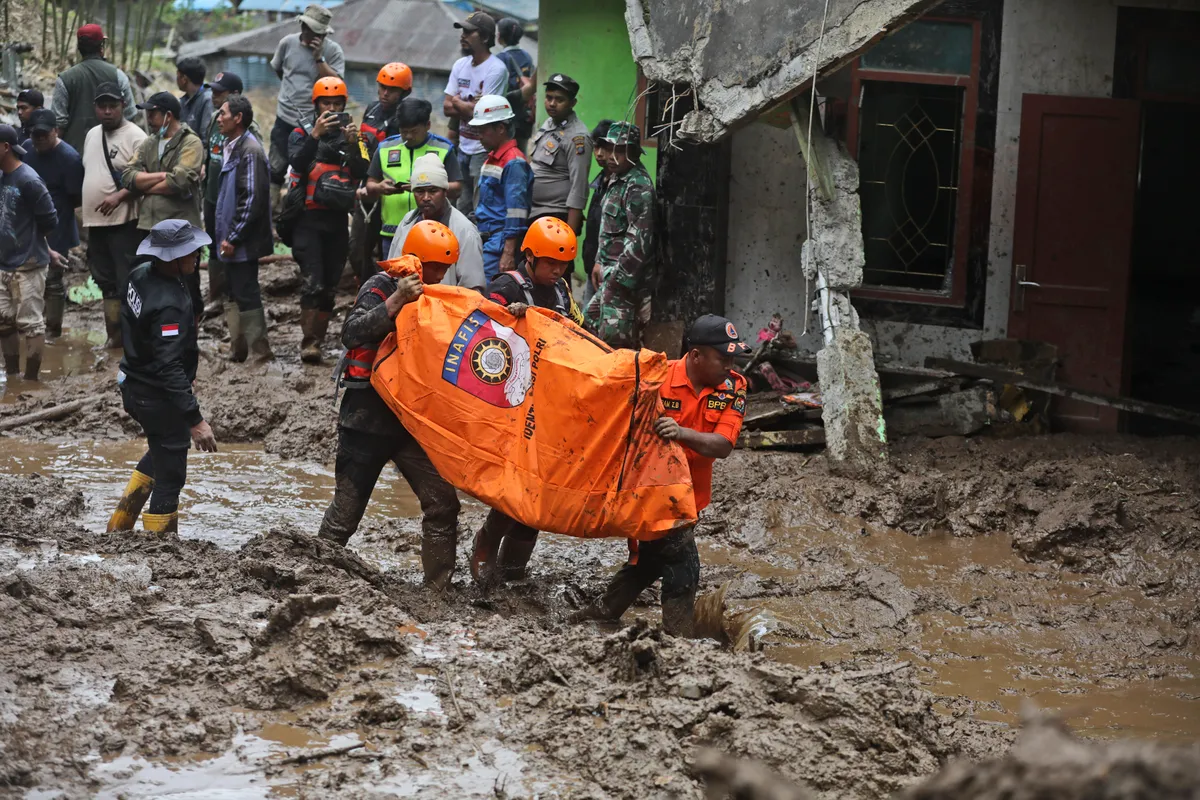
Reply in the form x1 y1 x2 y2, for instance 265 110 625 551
803 0 833 339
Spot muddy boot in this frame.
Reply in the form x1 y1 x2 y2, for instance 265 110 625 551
569 563 657 625
422 533 458 592
661 589 698 638
242 308 274 364
44 294 65 339
299 309 322 364
469 519 504 584
205 260 228 319
106 469 155 531
102 298 123 350
225 304 247 363
22 335 44 381
497 529 539 582
1 331 18 375
142 511 179 534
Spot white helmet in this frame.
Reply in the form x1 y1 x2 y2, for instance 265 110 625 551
468 94 515 126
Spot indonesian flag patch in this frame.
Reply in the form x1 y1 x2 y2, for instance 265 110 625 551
160 323 180 337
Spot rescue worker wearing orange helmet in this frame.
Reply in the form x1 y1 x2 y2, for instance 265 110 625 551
470 217 582 587
350 62 413 287
286 76 368 363
318 220 463 590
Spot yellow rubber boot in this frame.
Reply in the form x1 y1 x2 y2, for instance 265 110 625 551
106 470 155 532
142 511 179 534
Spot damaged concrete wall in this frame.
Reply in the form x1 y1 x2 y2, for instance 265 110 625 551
625 0 942 142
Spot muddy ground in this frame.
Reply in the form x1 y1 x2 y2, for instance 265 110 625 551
1 261 1199 797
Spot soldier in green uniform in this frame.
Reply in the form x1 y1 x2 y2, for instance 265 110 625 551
584 121 655 349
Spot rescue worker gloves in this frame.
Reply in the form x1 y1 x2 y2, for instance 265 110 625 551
402 220 460 268
468 94 515 126
522 216 578 260
377 62 413 90
312 76 349 102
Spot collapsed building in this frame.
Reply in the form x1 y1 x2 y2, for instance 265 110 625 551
616 0 1200 461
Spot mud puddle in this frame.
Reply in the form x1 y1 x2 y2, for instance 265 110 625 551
700 517 1200 741
0 439 420 551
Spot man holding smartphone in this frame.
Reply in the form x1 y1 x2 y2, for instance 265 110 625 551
268 4 345 197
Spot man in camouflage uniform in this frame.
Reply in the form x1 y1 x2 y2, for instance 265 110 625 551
584 121 655 349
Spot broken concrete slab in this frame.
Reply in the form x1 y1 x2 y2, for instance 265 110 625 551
625 0 942 143
817 327 887 472
884 384 998 438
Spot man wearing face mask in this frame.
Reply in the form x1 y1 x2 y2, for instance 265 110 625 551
364 98 462 263
287 76 368 363
122 91 205 317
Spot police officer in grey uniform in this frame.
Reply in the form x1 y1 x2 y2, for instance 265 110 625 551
528 74 591 235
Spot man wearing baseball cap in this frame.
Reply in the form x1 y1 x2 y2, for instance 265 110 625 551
573 314 749 637
529 74 591 234
106 219 217 535
123 91 206 317
268 3 345 192
51 24 136 152
19 109 83 339
0 123 57 380
444 10 509 215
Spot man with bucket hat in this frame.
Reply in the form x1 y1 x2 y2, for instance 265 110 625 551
572 314 750 637
106 219 217 535
268 4 345 192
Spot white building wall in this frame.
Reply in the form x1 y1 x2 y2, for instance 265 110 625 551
723 0 1200 366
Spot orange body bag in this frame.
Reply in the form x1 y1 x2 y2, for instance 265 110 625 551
369 283 697 540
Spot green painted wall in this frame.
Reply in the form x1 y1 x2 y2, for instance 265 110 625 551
537 0 656 277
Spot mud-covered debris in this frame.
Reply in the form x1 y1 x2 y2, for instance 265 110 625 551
262 594 342 639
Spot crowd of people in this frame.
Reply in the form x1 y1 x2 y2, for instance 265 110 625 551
1 5 750 636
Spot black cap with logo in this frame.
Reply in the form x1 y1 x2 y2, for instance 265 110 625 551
543 73 580 98
94 81 124 103
685 314 751 354
207 71 244 94
137 91 182 118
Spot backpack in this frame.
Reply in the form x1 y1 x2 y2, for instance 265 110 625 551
310 166 356 213
274 169 307 247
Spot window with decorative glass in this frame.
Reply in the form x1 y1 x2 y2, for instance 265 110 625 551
848 19 981 305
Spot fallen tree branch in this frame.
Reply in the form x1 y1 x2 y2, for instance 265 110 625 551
0 397 101 432
275 742 364 765
529 649 570 686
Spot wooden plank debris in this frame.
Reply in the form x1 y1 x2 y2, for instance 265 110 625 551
737 428 826 450
926 357 1200 428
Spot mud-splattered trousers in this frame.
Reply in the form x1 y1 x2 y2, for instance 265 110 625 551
583 163 655 349
595 526 700 637
317 276 461 588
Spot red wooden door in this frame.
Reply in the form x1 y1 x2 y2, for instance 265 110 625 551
1008 95 1141 431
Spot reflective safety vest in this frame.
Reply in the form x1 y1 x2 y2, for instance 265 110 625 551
377 134 455 238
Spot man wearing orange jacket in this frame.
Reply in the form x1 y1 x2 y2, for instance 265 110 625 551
317 220 463 590
573 314 749 636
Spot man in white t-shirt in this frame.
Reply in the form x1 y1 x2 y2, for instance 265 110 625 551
81 82 148 349
443 11 508 217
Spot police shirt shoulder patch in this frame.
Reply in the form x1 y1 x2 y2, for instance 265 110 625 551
126 282 142 318
572 134 586 155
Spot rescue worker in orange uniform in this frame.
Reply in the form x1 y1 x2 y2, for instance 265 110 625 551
572 314 749 636
351 62 412 285
470 216 583 587
287 76 368 363
317 220 463 590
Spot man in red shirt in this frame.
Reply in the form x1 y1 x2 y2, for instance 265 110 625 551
573 314 749 636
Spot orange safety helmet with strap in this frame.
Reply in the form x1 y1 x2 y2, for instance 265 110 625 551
312 76 348 102
402 220 461 267
377 62 413 91
521 216 578 261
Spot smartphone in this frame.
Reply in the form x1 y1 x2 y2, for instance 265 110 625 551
328 112 351 126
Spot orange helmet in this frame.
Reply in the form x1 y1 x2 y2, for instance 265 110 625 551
312 76 348 102
403 220 460 265
521 216 578 260
377 62 413 90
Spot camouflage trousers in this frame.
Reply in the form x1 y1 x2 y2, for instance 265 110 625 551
584 276 640 349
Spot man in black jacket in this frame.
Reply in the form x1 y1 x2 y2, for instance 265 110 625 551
318 220 462 590
106 220 217 534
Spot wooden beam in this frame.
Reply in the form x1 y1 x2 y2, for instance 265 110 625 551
925 357 1200 428
882 377 968 403
788 95 834 201
737 428 826 450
